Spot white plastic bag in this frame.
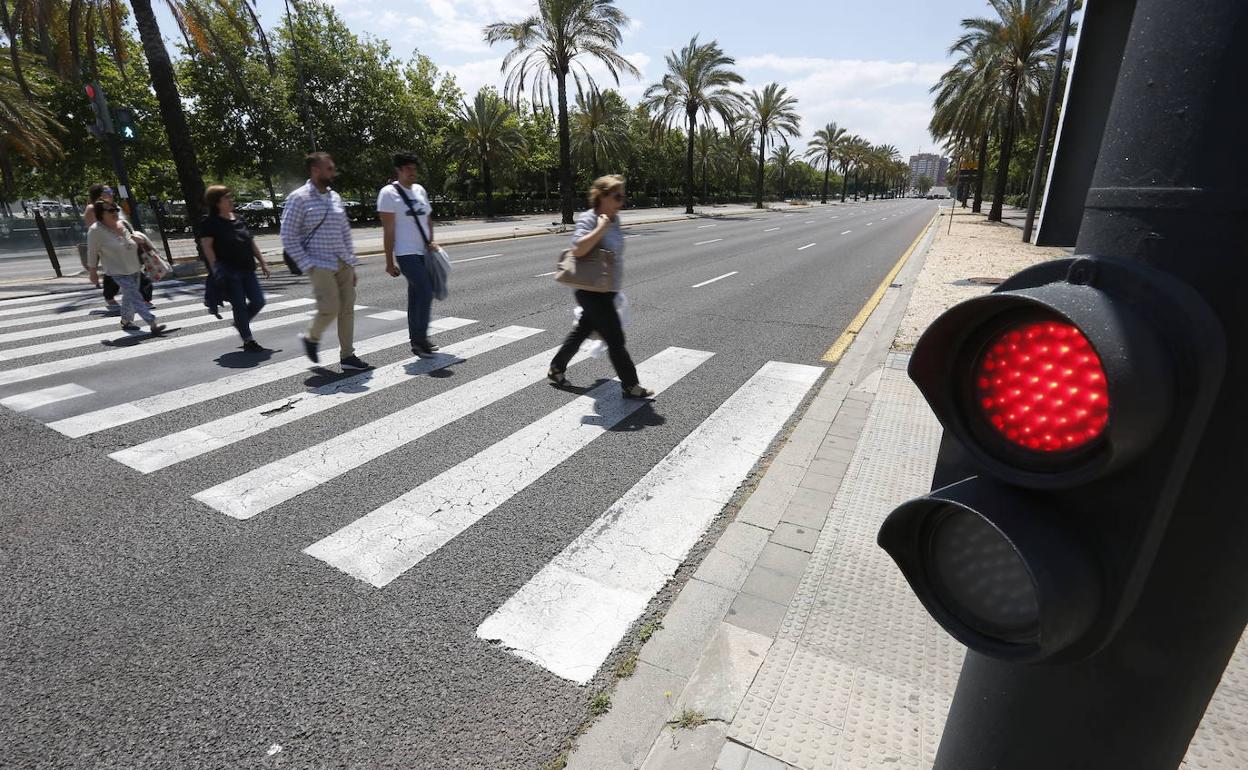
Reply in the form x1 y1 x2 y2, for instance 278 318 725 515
573 292 630 357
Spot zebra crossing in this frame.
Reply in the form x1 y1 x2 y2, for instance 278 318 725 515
0 283 823 685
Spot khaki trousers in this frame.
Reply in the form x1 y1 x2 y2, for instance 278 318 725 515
307 260 355 358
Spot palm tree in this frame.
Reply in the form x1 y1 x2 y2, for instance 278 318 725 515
724 120 754 198
805 122 847 204
872 144 900 199
0 49 63 201
694 125 719 202
931 24 1005 213
843 136 871 201
448 89 527 219
746 83 800 208
643 36 744 215
570 88 629 179
955 0 1068 221
769 142 797 201
484 0 640 225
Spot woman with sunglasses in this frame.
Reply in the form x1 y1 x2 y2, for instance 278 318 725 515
548 174 653 399
87 202 165 335
83 183 154 309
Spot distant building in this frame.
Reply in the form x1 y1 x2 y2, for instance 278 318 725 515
909 153 949 191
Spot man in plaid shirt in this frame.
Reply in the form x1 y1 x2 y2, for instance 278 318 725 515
281 152 370 370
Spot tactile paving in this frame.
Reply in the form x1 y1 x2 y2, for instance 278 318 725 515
754 705 842 770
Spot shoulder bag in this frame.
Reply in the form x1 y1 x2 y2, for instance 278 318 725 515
555 246 615 292
282 195 331 276
391 183 449 300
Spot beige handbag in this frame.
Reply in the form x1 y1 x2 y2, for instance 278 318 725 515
554 247 615 292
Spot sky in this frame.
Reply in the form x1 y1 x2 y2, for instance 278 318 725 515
158 0 1004 160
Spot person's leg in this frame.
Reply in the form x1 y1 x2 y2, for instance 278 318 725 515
306 266 341 344
397 254 433 347
140 274 154 303
222 271 252 341
242 271 266 321
102 274 119 304
334 262 356 359
117 273 156 325
550 290 599 373
580 292 639 388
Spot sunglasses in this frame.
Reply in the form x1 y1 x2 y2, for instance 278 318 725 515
610 191 626 200
104 207 120 214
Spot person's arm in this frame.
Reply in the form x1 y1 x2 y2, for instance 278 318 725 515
378 189 400 277
86 227 101 286
569 213 612 257
83 205 96 229
251 238 271 277
279 193 309 266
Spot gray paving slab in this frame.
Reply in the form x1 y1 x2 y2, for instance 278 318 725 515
674 622 773 722
641 578 738 678
566 660 688 770
769 522 820 553
778 502 831 532
725 593 789 638
642 722 731 770
740 543 811 605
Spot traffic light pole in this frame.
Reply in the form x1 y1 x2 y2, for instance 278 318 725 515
106 130 142 231
932 2 1247 768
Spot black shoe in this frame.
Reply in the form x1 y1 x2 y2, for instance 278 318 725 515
300 333 319 363
242 339 265 352
412 340 438 359
340 355 371 371
547 367 568 387
421 339 440 353
623 384 655 399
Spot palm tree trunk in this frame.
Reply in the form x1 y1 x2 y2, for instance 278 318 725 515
989 75 1021 222
755 129 766 209
555 69 574 224
483 157 494 218
684 110 696 214
821 159 830 204
972 131 990 213
839 164 848 202
130 0 205 226
591 143 600 180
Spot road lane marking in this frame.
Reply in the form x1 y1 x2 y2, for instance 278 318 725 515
804 220 814 223
693 238 724 246
0 287 200 320
477 360 822 683
449 253 503 264
841 230 852 235
367 310 408 321
0 383 94 413
0 281 189 311
691 271 738 288
797 243 816 251
534 271 557 277
0 295 219 343
45 319 475 438
822 209 939 364
696 224 717 229
303 347 715 588
763 227 780 232
193 346 595 521
867 221 874 226
112 325 539 474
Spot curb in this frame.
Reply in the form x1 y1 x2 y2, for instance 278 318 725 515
562 213 942 770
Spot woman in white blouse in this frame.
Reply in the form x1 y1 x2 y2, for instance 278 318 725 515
87 202 164 335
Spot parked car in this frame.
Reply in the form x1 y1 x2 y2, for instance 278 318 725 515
239 199 274 211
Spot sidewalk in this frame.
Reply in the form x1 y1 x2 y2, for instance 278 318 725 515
564 209 1248 770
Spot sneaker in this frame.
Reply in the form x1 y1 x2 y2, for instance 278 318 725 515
623 384 655 399
300 334 319 363
148 324 167 336
340 355 371 371
242 339 266 353
547 367 568 387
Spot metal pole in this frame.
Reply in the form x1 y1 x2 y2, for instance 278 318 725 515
284 0 317 152
33 210 64 278
934 1 1248 767
1022 0 1075 243
148 196 174 263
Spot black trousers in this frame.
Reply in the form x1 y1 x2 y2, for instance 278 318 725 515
103 273 153 303
551 290 639 389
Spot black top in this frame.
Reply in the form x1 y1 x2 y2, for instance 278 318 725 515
198 214 256 272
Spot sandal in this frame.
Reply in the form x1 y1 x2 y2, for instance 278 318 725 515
120 320 140 331
624 384 655 399
547 367 568 387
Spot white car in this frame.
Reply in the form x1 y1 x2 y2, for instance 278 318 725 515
239 199 274 211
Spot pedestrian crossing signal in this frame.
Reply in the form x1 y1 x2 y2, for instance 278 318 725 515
113 107 138 143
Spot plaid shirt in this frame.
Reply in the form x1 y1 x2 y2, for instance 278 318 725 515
279 180 356 271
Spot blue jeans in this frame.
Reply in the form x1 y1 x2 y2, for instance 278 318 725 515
220 269 266 341
397 253 433 345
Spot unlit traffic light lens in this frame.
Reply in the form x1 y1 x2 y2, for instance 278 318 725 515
928 506 1040 642
974 320 1109 453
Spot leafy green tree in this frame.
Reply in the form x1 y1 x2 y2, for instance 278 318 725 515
916 174 933 197
769 142 796 200
643 36 743 214
484 0 640 225
723 121 754 198
403 53 466 196
746 82 800 208
447 88 527 218
804 121 847 204
571 88 629 179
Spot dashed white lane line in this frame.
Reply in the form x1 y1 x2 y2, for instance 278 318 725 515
450 253 503 264
367 310 408 321
691 271 739 288
804 220 814 224
623 234 641 238
696 224 717 229
841 230 852 235
693 238 724 246
867 222 874 226
797 243 816 251
763 227 780 232
534 271 557 278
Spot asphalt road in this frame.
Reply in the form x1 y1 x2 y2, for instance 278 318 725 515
0 197 938 769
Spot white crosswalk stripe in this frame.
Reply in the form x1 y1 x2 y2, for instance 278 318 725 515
0 297 313 363
44 317 475 437
477 361 823 683
0 285 199 320
0 280 190 309
192 346 595 521
0 294 276 345
0 300 318 388
0 383 95 413
303 347 714 588
112 325 540 473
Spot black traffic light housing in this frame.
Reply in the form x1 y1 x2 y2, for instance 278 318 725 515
113 107 138 143
84 82 113 138
879 255 1224 663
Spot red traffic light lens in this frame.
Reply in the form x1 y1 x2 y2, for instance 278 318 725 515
84 84 96 100
974 319 1109 453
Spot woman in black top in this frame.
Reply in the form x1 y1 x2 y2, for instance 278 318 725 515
199 185 271 351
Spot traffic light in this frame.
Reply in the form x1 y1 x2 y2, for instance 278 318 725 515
877 255 1224 663
83 82 113 137
113 107 138 143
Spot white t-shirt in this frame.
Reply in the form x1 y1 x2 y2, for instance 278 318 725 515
376 182 432 256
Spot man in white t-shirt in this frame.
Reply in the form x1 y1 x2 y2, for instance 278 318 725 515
377 151 440 358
